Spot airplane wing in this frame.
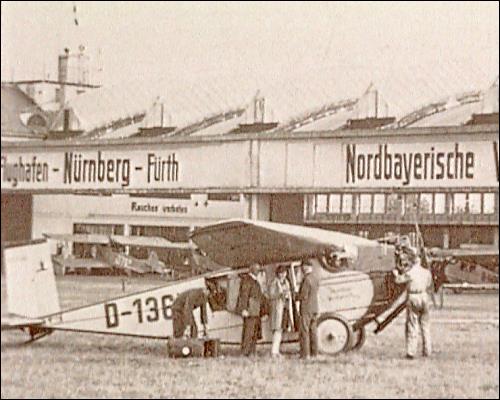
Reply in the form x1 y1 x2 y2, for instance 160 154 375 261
434 246 499 271
1 314 44 330
44 233 110 245
190 219 378 268
110 235 192 250
53 256 110 269
435 247 499 258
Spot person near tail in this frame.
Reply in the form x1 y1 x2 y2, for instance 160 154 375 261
393 246 433 359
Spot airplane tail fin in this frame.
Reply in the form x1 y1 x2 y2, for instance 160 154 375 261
2 239 60 319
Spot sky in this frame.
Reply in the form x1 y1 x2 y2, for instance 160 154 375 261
1 1 499 88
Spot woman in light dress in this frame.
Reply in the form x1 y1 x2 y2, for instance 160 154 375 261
269 265 292 358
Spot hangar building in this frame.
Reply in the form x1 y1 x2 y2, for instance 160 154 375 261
2 64 498 267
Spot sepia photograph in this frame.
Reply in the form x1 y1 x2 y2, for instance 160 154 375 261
1 1 498 398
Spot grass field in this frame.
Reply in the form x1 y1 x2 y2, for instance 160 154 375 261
1 276 499 398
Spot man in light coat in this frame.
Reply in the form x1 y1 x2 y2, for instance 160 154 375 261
393 246 433 359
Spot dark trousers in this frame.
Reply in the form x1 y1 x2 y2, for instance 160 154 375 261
172 309 197 338
299 313 318 358
241 316 261 356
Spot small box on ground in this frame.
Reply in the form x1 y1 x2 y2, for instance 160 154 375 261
167 338 205 358
203 338 220 357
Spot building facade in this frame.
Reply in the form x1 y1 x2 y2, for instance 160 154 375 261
2 124 498 260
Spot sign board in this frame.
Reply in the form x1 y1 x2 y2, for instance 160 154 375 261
2 137 498 192
343 140 499 188
1 142 250 191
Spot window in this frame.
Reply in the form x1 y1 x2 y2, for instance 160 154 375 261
454 193 467 214
404 194 419 216
328 194 341 213
483 193 496 214
207 193 240 202
419 193 433 214
434 193 446 214
387 193 404 216
131 225 189 242
373 194 385 214
73 223 123 235
359 194 372 214
341 194 353 214
130 193 191 199
468 193 482 214
315 195 328 213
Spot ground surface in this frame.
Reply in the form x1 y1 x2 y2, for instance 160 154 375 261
1 276 499 398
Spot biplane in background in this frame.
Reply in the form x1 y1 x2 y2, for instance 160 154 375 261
376 234 499 290
44 233 192 276
3 219 410 355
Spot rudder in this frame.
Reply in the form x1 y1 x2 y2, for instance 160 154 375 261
3 239 60 319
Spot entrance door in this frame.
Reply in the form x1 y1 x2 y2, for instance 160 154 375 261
1 193 32 242
269 194 304 225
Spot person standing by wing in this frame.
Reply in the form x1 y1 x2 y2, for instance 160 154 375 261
392 246 433 359
297 260 319 360
237 263 265 357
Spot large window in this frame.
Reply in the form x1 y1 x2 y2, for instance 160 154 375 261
373 194 385 214
404 194 419 217
207 193 240 202
453 193 467 214
419 193 433 214
468 193 482 214
315 194 328 213
131 225 190 242
328 194 341 213
130 193 191 199
342 194 353 214
73 223 124 235
434 193 446 214
387 193 404 216
308 190 497 220
358 194 372 214
483 193 496 214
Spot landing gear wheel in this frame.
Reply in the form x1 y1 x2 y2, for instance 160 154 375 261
316 313 353 355
349 326 366 351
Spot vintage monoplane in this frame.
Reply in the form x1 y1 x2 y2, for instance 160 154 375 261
2 219 408 355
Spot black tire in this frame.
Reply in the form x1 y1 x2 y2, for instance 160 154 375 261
316 313 353 355
349 326 367 351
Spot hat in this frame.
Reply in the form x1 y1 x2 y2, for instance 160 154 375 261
402 246 418 261
276 265 288 275
301 260 314 273
249 263 261 274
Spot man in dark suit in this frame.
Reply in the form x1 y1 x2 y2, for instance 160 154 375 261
236 263 265 356
172 287 210 338
297 260 319 359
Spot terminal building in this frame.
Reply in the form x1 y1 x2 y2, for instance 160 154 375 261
2 63 498 268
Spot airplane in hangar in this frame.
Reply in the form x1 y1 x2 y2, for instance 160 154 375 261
2 219 413 355
43 233 192 276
